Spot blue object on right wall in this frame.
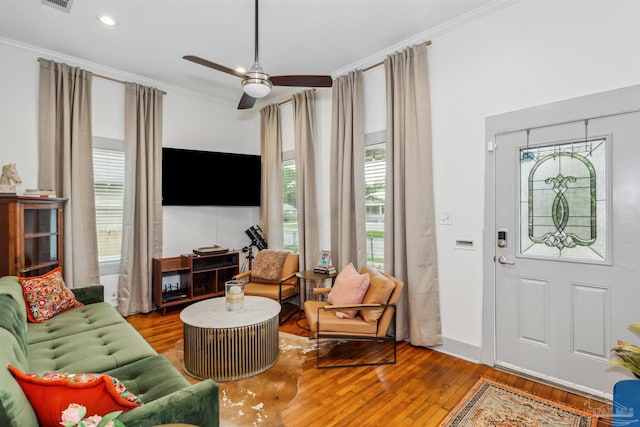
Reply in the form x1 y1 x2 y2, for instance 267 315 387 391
613 380 640 425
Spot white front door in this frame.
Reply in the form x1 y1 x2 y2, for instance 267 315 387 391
489 86 640 397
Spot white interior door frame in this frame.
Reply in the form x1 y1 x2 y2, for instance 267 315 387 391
481 84 640 366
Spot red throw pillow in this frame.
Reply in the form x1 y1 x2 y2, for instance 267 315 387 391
8 365 142 426
19 267 83 322
328 263 370 318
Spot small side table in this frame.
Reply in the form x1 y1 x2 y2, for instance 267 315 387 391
296 270 337 302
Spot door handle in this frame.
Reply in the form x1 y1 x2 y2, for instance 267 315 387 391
498 256 515 265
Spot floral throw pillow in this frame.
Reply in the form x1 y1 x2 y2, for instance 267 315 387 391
8 365 142 427
19 267 83 322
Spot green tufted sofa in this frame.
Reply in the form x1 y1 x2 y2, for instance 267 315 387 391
0 275 219 427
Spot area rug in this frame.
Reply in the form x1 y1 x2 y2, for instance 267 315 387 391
161 333 316 426
440 377 598 426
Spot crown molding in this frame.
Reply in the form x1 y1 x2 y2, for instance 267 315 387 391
331 0 520 79
1 0 520 110
0 36 240 107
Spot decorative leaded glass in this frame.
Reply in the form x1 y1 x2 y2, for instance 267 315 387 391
520 138 607 261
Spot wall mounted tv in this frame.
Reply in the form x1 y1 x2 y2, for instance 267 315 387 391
162 147 261 207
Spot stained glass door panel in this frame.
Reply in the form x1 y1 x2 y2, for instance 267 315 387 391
519 138 607 262
493 86 640 398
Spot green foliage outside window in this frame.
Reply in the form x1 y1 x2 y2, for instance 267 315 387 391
282 161 298 253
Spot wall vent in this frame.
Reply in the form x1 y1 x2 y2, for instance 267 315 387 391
41 0 74 13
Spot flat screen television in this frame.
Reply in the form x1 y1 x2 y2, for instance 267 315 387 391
162 147 261 206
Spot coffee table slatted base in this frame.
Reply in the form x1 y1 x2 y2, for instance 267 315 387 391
183 316 280 381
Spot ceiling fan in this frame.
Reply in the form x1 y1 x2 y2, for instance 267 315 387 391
183 0 333 110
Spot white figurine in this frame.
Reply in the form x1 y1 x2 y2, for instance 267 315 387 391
0 163 22 193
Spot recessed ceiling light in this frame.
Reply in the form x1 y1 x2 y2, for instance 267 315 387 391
98 15 117 26
236 67 246 74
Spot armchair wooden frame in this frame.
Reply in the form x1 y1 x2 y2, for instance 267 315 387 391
313 302 398 369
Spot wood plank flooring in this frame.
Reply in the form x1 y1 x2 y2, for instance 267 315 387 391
126 309 611 426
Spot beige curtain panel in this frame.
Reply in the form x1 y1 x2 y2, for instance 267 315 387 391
259 104 284 250
38 58 99 288
118 82 164 316
330 70 367 271
292 90 320 300
384 44 443 347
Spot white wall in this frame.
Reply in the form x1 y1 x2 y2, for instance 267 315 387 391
363 66 386 134
312 0 640 360
161 89 260 259
0 39 260 303
315 88 333 251
0 43 40 190
428 0 640 355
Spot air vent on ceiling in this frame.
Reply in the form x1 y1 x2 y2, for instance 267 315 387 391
41 0 74 13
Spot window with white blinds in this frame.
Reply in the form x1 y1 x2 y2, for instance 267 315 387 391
282 151 298 253
280 103 299 253
365 131 386 268
92 137 125 264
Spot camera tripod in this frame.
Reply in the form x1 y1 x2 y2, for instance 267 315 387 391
241 243 258 272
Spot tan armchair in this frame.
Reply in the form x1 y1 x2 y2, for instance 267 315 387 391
234 250 299 323
303 266 404 368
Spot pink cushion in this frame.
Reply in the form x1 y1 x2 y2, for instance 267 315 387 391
328 263 370 318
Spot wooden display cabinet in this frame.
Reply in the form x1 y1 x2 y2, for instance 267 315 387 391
0 195 66 277
153 251 240 313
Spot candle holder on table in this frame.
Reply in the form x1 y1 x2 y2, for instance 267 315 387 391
225 280 245 311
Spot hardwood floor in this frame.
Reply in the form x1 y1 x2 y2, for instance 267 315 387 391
126 309 611 426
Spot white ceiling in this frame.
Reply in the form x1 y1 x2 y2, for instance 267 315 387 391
0 0 495 106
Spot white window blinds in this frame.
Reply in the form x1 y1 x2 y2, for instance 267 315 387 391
365 132 386 268
92 138 125 263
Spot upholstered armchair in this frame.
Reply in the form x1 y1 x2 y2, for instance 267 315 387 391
234 249 300 323
304 265 404 368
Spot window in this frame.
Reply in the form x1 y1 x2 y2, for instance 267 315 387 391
92 137 125 269
365 131 386 269
282 150 298 253
519 138 607 262
280 103 298 253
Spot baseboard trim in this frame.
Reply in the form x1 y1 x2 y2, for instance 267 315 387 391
495 363 612 402
431 337 483 364
431 341 612 404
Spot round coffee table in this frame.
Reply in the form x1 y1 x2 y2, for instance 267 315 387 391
180 296 280 381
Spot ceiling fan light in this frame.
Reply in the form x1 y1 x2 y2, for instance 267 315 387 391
242 79 272 98
242 62 272 99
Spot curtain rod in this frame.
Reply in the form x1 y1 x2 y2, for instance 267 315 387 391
272 39 432 107
362 40 432 73
277 88 316 106
37 58 167 95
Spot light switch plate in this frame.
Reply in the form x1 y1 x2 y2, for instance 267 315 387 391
439 212 452 225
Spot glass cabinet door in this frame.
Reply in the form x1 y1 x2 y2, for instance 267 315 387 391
21 205 61 276
23 209 57 235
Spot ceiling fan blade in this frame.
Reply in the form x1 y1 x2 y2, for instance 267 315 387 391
183 55 245 78
238 93 257 110
271 75 333 88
